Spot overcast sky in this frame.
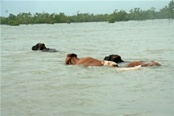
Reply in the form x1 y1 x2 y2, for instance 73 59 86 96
0 0 170 17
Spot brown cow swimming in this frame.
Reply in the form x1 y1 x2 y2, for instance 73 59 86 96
65 53 142 71
127 61 161 67
65 53 118 67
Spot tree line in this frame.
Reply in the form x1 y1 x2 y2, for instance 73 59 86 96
0 0 173 26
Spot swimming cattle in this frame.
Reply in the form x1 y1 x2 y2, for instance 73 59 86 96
104 54 161 67
65 53 142 71
32 43 57 52
127 61 161 67
65 53 118 67
104 54 124 63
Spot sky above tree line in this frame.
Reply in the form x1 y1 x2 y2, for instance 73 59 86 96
0 0 170 17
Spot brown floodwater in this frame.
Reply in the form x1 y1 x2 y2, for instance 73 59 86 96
1 19 174 116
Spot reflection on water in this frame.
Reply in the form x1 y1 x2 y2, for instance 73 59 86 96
1 19 174 116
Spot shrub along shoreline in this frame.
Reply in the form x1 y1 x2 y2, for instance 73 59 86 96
0 0 173 26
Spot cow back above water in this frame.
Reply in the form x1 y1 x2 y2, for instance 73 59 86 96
127 61 161 67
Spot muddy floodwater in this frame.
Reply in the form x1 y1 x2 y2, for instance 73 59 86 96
1 19 174 116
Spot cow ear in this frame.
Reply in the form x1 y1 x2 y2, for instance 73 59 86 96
42 43 47 49
42 43 45 46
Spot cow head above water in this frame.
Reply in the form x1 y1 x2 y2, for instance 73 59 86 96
104 54 124 63
32 43 57 52
65 53 78 65
32 43 47 50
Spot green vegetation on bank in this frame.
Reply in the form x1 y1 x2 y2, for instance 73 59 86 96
0 0 174 26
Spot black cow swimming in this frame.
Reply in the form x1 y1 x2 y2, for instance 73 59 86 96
104 54 124 63
32 43 57 52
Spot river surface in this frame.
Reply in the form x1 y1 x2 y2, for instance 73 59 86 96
1 19 174 116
